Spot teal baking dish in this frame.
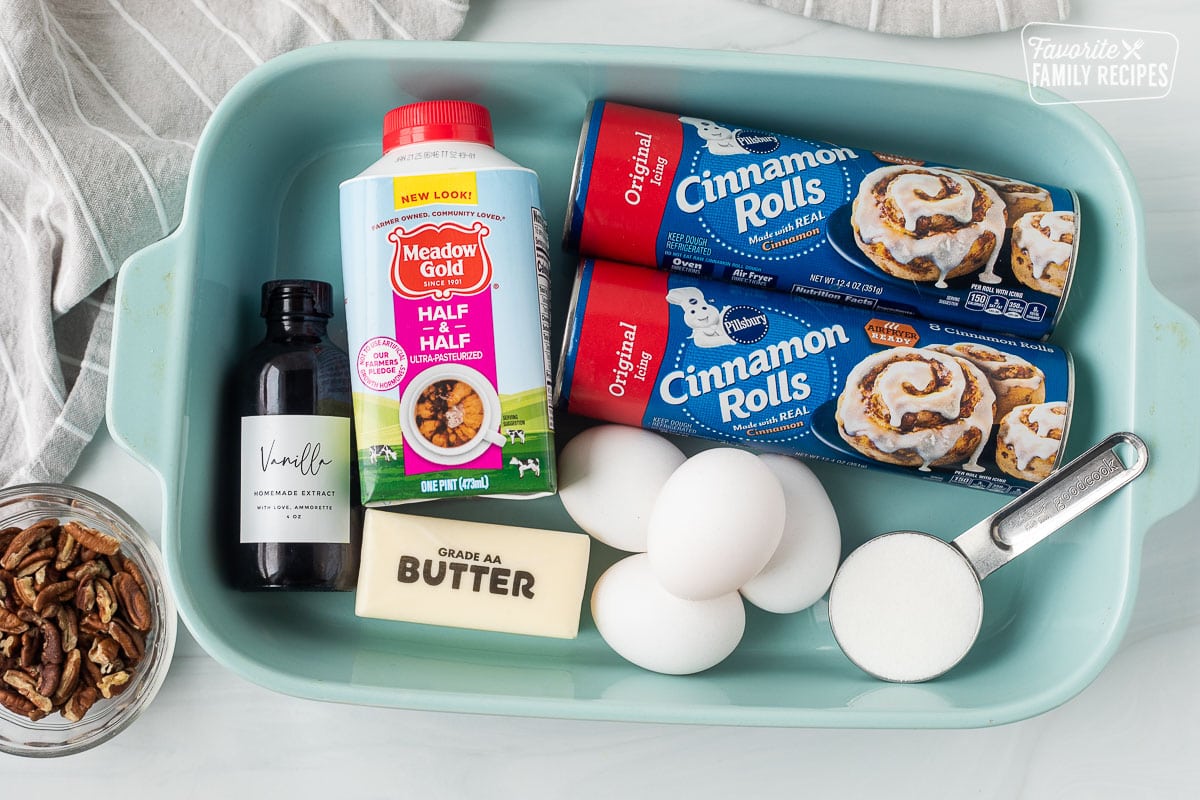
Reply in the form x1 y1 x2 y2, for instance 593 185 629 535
107 41 1200 728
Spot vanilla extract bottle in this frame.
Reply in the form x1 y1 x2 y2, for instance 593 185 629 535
232 279 360 590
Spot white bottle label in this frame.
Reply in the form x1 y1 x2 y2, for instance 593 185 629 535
240 415 351 544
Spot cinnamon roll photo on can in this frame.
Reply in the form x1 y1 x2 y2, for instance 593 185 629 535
556 258 1074 494
565 102 1079 341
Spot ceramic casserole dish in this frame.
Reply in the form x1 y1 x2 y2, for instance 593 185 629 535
107 41 1200 728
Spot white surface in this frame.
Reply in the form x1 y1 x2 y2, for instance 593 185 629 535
5 0 1198 794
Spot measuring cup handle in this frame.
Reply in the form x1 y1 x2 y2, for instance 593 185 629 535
955 432 1149 580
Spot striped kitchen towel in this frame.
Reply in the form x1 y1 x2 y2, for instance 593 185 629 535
750 0 1069 37
0 0 467 487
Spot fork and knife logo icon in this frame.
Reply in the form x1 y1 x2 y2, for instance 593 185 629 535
1121 39 1144 60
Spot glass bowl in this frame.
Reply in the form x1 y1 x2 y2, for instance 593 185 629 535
0 484 176 757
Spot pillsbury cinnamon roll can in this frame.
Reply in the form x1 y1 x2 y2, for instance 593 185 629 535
556 258 1074 494
564 102 1079 341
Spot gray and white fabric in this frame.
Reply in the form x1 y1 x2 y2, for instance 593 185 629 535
0 0 467 487
751 0 1069 37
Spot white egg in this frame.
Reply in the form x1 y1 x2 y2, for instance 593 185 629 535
558 425 686 552
646 447 786 600
739 454 842 613
591 553 745 675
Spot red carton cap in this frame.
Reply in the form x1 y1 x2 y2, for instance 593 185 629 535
383 100 494 151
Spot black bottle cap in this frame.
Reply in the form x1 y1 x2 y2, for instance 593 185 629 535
261 279 334 319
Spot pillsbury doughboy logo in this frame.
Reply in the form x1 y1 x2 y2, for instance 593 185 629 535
665 290 769 348
678 116 779 156
679 116 752 156
666 286 735 348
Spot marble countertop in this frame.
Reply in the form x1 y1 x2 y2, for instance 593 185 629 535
4 0 1197 794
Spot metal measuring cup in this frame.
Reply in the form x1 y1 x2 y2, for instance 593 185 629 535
827 432 1149 683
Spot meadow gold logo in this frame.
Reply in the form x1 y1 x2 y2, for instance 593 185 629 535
388 221 492 300
1022 23 1178 104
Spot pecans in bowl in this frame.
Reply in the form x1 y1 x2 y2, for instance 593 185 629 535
0 485 174 757
1 518 155 723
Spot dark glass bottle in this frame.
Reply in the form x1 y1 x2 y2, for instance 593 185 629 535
232 279 360 590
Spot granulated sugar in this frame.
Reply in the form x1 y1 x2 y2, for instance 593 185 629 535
829 531 984 683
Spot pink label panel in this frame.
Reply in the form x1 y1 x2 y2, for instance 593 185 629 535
393 289 500 475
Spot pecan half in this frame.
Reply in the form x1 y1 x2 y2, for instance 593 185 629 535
51 648 82 707
108 619 145 665
96 670 130 699
67 559 109 581
33 579 77 615
56 605 79 653
1 519 58 571
75 576 97 614
88 636 122 673
113 572 151 632
61 686 98 722
40 620 63 666
17 545 56 572
3 669 53 713
14 576 38 607
16 554 53 580
82 651 103 686
19 629 39 669
54 528 79 572
0 527 20 550
79 612 106 637
122 558 147 591
1 687 37 717
0 607 27 635
94 577 117 624
61 521 120 557
38 660 61 697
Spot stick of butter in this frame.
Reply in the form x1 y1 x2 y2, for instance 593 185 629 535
355 510 592 639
